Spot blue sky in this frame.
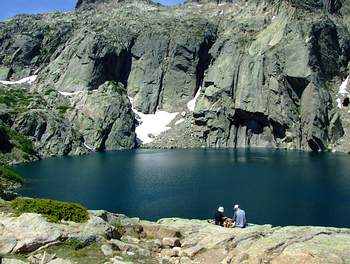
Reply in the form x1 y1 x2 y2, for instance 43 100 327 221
0 0 183 21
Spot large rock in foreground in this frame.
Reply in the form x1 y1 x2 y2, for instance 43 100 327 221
1 205 350 264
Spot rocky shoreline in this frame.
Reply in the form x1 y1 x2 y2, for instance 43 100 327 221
1 199 350 264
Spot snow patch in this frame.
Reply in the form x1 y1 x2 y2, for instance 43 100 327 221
84 142 94 150
58 91 84 96
339 76 349 95
129 97 178 144
187 87 201 112
0 75 37 85
175 119 185 125
337 76 349 108
336 98 342 109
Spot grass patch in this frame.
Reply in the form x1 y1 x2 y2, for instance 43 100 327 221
64 238 86 250
43 240 109 264
0 166 23 183
11 198 90 223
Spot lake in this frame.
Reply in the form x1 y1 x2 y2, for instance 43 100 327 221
13 148 350 228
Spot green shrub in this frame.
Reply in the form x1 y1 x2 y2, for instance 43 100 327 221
56 105 72 115
108 80 126 95
15 107 29 114
5 127 35 155
64 238 86 250
0 88 32 107
108 80 118 86
116 83 126 95
44 88 57 95
113 220 126 235
0 166 23 183
11 198 90 223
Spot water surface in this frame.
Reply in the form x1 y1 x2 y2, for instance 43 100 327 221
14 148 350 227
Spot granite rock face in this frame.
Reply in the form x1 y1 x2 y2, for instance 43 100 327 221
1 204 350 264
0 0 350 154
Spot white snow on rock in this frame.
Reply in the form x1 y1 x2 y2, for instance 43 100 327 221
58 91 84 96
187 87 201 112
339 76 349 95
175 119 185 125
337 76 349 108
0 75 37 85
84 142 94 151
129 97 178 144
336 98 342 108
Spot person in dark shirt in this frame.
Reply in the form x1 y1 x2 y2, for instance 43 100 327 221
214 206 226 226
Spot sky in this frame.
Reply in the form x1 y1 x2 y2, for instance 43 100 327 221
0 0 183 21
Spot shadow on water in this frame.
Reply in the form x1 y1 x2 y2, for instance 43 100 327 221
13 148 350 228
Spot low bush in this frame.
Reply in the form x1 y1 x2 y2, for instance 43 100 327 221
0 88 32 107
108 80 126 95
0 166 24 183
5 127 35 155
56 105 72 115
116 83 126 95
11 198 90 223
44 88 57 95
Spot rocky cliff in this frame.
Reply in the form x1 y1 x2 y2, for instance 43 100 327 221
0 0 350 160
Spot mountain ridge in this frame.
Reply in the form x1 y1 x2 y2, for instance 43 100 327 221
0 0 349 164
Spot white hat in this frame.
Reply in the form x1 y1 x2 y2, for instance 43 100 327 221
218 206 224 213
234 204 239 210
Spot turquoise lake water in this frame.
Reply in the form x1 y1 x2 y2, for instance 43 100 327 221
13 148 350 227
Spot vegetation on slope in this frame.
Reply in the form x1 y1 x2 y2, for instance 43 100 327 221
11 198 90 223
0 166 23 184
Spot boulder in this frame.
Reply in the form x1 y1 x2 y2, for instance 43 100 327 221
0 213 63 253
101 244 114 257
161 248 180 258
110 239 150 256
141 221 181 239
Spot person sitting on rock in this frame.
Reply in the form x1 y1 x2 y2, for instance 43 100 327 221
214 206 226 226
232 204 247 228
